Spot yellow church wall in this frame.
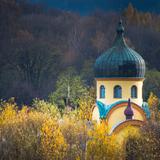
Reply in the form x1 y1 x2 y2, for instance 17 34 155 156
96 78 144 106
106 103 146 134
92 106 100 123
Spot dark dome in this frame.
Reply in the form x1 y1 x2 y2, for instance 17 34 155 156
94 20 145 78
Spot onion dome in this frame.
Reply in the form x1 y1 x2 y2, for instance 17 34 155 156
124 99 134 120
94 20 145 78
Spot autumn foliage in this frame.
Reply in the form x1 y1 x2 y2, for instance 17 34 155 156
126 92 160 160
0 94 160 160
0 99 121 160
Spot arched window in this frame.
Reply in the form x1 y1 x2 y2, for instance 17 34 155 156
114 85 122 98
100 85 105 99
131 85 137 98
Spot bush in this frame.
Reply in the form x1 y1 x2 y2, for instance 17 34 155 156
86 123 122 160
126 122 160 160
0 103 45 160
0 100 64 160
41 119 67 160
1 98 160 160
32 98 61 119
60 117 88 160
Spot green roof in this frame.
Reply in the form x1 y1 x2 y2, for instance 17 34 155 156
94 20 145 78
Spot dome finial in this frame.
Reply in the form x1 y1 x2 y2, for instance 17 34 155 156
116 19 124 36
124 98 134 120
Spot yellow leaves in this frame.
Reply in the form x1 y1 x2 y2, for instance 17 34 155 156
0 99 67 160
77 95 95 121
2 98 157 160
0 102 47 159
75 157 81 160
60 117 88 160
116 125 141 147
124 126 140 138
148 92 160 121
33 98 61 119
0 99 123 160
88 122 108 138
126 123 160 159
0 103 17 123
86 123 122 160
41 119 67 160
148 92 159 109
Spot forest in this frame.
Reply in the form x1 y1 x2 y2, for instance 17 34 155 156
0 0 160 105
0 1 160 160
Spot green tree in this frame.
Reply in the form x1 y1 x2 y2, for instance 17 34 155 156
49 68 88 109
32 98 61 119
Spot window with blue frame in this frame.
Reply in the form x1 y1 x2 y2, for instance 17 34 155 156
131 85 137 98
114 85 122 98
100 85 105 99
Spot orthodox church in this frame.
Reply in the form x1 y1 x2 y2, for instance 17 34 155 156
92 20 150 136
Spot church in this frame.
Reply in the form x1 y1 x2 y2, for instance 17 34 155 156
92 20 150 136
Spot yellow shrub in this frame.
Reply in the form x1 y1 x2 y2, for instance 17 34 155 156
86 123 122 160
0 102 17 124
1 98 153 160
41 118 67 160
148 92 160 121
60 117 88 160
32 98 61 119
77 95 95 121
126 122 160 159
0 102 47 160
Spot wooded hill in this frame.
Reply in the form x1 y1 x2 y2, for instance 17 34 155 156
0 1 160 104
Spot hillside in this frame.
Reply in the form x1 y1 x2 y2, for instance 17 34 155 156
0 1 160 104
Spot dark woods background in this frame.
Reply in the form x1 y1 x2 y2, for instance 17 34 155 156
0 0 160 105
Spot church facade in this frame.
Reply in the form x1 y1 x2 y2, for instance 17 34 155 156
92 20 150 135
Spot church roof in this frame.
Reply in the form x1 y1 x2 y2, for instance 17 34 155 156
96 100 150 119
94 20 146 78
